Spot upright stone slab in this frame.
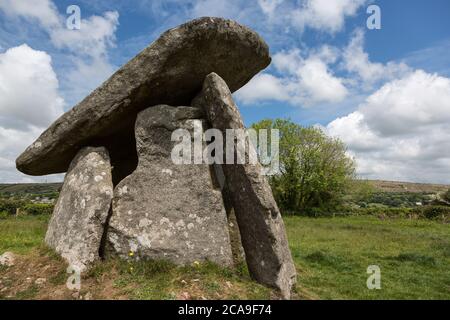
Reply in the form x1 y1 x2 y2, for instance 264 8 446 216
45 147 113 272
107 105 233 266
193 73 297 299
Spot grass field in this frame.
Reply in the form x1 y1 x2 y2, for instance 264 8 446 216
286 216 450 299
1 215 449 299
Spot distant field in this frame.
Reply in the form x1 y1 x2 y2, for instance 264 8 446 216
286 216 450 299
0 183 62 195
1 215 449 300
370 180 449 194
0 180 447 196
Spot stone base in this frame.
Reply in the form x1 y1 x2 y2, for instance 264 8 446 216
107 105 233 266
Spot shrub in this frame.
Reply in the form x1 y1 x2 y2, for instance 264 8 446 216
415 206 450 220
443 189 450 202
0 198 25 215
21 203 54 216
355 192 430 208
0 211 9 219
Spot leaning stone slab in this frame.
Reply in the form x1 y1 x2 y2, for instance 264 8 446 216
213 164 246 266
107 105 233 267
45 147 113 272
16 17 271 177
193 73 297 299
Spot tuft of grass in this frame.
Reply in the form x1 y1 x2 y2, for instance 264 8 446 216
14 285 39 300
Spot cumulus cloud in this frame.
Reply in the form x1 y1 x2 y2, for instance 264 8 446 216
361 71 450 136
236 47 348 107
0 44 64 129
0 44 64 182
236 73 291 103
237 29 415 110
139 0 367 35
0 0 118 56
0 0 60 29
50 10 120 104
294 57 348 105
291 0 367 33
326 70 450 183
0 0 120 104
50 11 119 58
342 29 410 87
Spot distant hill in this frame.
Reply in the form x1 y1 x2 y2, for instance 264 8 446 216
0 183 62 195
0 180 448 196
369 180 449 194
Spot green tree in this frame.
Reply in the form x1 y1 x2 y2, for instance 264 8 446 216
252 119 356 214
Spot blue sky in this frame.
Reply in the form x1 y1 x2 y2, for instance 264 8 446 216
0 0 450 183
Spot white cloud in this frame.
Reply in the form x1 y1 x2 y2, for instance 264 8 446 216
0 44 65 182
237 29 416 111
237 48 348 107
342 29 410 86
289 0 367 33
258 0 283 17
0 0 118 58
295 57 348 105
0 0 60 29
50 10 120 104
0 44 64 129
362 71 450 136
50 11 119 59
327 70 450 183
235 73 291 104
0 126 44 182
0 0 120 104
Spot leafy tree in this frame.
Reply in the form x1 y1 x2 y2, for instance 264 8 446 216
251 119 356 214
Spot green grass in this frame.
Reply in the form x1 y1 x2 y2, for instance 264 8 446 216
109 259 271 300
285 215 450 299
1 215 449 299
0 216 271 300
0 215 49 254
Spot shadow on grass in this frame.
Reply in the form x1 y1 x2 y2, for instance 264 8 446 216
384 253 437 267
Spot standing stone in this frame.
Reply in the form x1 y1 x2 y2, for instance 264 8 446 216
45 147 113 272
107 105 233 267
193 73 297 299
